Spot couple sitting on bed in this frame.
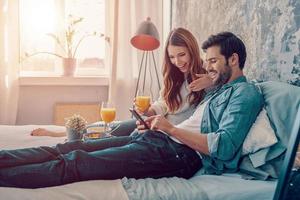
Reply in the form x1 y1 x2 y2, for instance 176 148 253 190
32 27 212 138
0 30 264 189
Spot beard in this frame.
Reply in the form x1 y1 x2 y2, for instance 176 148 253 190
212 64 232 87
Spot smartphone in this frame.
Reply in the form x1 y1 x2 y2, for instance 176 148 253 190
129 108 150 129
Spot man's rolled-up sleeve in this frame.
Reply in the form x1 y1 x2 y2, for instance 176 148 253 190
207 132 220 155
208 85 263 161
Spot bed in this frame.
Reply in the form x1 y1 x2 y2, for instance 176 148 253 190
0 124 276 200
0 125 129 200
1 81 299 200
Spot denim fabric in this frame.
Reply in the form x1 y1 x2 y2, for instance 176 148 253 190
0 131 201 188
0 136 132 169
284 169 300 200
111 119 137 137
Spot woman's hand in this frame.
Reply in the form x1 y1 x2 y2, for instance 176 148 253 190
133 98 156 116
188 73 214 92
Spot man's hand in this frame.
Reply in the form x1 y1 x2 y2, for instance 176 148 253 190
294 150 300 169
188 73 213 92
145 115 175 133
136 120 151 134
294 152 300 168
136 115 175 134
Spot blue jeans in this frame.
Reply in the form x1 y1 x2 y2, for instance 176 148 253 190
110 119 138 137
0 130 201 188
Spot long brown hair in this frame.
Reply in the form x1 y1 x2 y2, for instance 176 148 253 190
162 28 206 113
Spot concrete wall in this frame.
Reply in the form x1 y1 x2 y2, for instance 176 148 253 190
17 86 108 125
172 0 300 85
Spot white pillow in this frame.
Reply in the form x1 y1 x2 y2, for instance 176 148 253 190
242 109 278 155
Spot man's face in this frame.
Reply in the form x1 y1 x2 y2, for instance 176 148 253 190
205 46 232 86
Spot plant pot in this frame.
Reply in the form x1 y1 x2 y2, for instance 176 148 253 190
66 128 83 141
62 58 77 76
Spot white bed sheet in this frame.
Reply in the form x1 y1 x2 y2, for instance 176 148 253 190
0 125 66 150
123 173 276 200
0 125 277 200
190 173 276 200
0 125 129 200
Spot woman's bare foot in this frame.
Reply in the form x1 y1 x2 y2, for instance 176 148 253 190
31 128 66 137
31 128 52 136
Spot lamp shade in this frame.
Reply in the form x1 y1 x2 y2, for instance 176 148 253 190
131 17 160 51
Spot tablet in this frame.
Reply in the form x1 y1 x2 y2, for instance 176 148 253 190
129 108 150 129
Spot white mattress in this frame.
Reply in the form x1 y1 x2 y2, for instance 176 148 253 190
123 173 276 200
0 125 129 200
0 125 277 200
0 125 66 150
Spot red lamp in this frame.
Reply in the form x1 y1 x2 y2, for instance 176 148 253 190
130 17 161 98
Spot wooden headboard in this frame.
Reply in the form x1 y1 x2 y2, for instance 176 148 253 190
54 103 101 125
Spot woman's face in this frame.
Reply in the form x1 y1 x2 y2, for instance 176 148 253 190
167 45 191 74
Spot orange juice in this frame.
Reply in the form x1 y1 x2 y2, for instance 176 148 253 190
136 96 150 112
100 108 116 123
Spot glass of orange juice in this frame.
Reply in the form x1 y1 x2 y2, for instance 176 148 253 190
135 90 151 113
100 101 116 137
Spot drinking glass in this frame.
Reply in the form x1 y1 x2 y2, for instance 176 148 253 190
100 101 116 137
135 90 151 113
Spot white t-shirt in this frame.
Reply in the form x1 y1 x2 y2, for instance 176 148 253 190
160 98 211 144
151 80 196 125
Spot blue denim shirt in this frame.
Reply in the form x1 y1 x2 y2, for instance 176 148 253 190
200 76 264 174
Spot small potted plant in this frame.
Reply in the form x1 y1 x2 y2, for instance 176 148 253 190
65 114 88 141
24 15 108 76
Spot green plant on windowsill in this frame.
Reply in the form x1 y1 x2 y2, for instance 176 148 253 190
23 15 109 76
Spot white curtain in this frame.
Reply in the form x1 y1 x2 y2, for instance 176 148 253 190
0 0 20 125
108 0 163 120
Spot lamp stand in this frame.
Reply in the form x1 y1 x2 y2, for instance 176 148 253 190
134 51 161 99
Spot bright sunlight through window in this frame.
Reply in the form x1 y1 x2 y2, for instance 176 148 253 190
20 0 108 77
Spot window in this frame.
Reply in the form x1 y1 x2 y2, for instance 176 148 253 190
19 0 109 77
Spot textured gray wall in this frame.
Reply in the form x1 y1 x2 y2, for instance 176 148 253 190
172 0 300 86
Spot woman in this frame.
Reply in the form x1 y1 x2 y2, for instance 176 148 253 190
31 28 212 137
139 27 211 124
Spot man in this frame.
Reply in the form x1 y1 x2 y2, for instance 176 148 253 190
0 32 263 188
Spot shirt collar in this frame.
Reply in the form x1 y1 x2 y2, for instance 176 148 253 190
203 76 247 101
223 76 247 87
